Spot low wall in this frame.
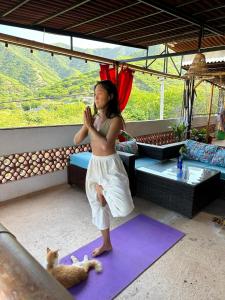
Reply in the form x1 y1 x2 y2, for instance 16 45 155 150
0 116 216 202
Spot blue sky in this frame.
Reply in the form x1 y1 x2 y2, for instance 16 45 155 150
0 24 117 49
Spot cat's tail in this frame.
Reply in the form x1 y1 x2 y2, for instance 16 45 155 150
83 259 102 273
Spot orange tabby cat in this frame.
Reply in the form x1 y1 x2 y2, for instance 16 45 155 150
46 248 102 288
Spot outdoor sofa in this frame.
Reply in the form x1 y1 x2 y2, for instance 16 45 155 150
67 141 183 199
67 140 224 217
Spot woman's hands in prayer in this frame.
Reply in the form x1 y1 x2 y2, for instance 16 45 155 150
84 106 94 129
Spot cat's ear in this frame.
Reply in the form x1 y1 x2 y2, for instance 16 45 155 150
47 247 51 253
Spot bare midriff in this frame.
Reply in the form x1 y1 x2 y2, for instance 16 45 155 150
90 117 117 156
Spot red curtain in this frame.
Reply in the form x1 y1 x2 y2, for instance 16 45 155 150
99 64 134 112
99 64 116 84
117 67 134 112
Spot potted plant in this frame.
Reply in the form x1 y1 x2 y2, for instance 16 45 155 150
191 128 212 143
171 122 187 142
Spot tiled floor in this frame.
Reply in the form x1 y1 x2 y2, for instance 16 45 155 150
0 184 225 300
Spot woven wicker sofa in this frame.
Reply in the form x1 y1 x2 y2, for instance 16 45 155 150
136 140 225 186
181 140 225 197
67 140 224 217
67 142 182 196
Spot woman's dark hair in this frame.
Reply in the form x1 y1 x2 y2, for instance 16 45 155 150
93 80 121 119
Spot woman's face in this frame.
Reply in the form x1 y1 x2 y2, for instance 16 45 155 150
94 84 110 110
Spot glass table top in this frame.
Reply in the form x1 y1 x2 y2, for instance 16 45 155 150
137 160 220 186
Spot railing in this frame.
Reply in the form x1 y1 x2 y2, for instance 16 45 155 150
0 223 74 300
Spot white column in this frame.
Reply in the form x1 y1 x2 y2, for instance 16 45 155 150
160 77 164 120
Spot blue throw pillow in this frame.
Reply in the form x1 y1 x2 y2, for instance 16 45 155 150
116 140 139 155
185 140 218 164
211 147 225 167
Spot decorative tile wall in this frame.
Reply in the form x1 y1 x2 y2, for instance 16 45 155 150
0 144 91 184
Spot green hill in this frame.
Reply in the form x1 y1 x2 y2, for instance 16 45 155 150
0 42 217 128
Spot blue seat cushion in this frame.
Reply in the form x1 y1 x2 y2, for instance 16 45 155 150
135 157 159 170
70 152 91 169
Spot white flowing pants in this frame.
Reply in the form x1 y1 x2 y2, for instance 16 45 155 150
85 153 134 230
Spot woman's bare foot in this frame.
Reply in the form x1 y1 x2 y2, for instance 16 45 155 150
96 184 107 207
92 243 112 257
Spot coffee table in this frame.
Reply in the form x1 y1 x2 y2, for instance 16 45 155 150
136 160 220 218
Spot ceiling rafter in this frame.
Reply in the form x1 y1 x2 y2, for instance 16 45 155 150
207 15 225 23
106 17 178 39
135 30 200 47
176 0 200 8
64 1 141 30
1 0 31 17
34 0 91 25
193 4 225 16
138 0 224 35
87 0 200 37
87 11 163 35
118 24 195 42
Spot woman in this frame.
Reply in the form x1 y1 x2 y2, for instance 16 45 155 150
74 80 134 257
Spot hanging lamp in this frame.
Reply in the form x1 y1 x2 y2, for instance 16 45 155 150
187 52 208 77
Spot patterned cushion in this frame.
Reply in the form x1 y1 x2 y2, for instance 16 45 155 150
211 147 225 167
185 140 218 164
116 140 139 155
117 130 134 142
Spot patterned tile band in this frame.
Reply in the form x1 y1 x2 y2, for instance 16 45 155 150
0 144 91 184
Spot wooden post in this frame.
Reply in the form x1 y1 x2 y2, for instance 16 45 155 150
206 84 214 143
185 77 195 139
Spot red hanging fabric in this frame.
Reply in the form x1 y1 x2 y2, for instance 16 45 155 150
99 64 116 84
117 67 134 112
99 64 134 112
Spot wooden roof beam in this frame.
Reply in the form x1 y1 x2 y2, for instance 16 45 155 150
120 24 195 43
106 18 178 39
64 2 140 30
193 4 225 16
138 0 224 36
34 0 91 25
134 29 199 48
1 0 31 17
88 1 199 36
0 32 180 79
87 11 163 35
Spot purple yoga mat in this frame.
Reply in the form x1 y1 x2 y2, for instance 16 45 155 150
60 214 184 300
